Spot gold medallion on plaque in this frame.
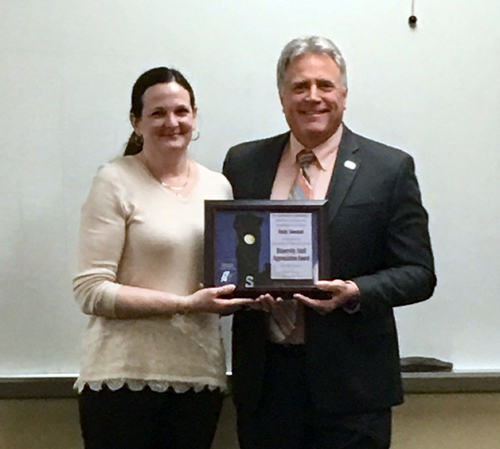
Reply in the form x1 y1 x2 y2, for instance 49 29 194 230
243 233 255 245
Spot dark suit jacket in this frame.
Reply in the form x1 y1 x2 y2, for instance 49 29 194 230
223 126 436 414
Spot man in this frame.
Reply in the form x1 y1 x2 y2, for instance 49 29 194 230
223 36 436 449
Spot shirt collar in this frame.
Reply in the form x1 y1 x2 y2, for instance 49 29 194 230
289 124 343 171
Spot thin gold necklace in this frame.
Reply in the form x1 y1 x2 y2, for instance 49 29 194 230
161 160 191 191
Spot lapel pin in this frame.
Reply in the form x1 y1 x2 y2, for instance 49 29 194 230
344 160 356 170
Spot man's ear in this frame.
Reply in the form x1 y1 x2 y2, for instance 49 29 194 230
341 88 348 111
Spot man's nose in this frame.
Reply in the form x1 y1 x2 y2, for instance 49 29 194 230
305 85 320 101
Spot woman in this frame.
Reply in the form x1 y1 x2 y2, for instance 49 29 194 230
73 67 252 449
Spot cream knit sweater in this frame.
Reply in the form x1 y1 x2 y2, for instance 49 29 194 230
73 156 232 393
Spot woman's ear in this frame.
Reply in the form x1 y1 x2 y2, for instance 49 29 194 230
191 107 198 130
130 113 141 135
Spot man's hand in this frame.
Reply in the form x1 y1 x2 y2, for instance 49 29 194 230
293 280 359 315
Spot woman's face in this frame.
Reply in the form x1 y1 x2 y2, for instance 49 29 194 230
133 82 197 154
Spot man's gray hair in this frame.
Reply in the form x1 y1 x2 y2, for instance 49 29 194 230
277 36 348 96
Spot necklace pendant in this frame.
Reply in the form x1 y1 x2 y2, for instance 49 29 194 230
161 182 184 191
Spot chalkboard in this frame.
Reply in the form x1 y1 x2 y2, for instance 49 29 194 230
1 0 499 376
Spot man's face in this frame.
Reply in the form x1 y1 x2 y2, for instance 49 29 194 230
281 53 347 149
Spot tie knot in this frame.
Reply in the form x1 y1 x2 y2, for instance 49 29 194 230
296 150 316 169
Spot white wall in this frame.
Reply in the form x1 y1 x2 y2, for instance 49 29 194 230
2 395 500 449
1 0 499 375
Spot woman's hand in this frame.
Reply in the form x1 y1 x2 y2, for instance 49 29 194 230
184 284 255 314
243 293 282 312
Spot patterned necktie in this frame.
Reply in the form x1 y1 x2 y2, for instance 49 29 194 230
268 150 316 344
290 150 316 200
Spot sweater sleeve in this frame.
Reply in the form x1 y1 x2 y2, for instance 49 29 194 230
73 165 127 318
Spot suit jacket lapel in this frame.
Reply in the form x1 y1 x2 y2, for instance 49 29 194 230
326 126 360 222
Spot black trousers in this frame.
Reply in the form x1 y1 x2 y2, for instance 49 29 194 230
236 343 392 449
78 385 223 449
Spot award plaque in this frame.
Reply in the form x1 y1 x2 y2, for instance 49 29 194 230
204 200 330 298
